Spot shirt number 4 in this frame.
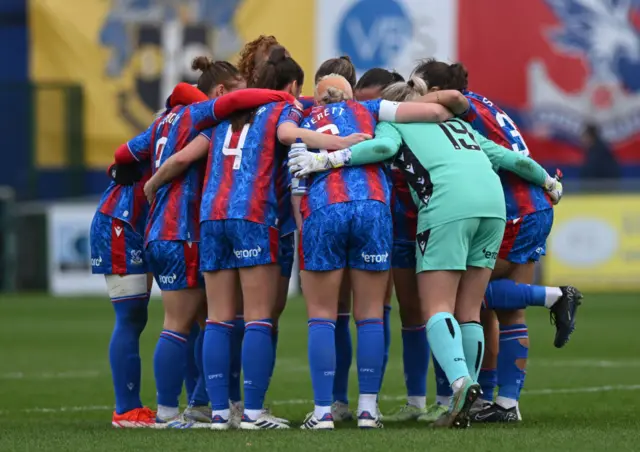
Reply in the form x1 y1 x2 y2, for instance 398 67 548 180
222 123 250 170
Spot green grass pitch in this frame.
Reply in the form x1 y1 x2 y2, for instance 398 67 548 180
0 292 637 451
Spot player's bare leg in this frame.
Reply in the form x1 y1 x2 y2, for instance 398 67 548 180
154 287 207 427
300 268 344 430
332 272 354 421
385 268 430 422
238 264 288 429
202 269 240 429
419 270 480 429
351 268 389 429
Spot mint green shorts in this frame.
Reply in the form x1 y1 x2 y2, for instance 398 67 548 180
415 217 505 272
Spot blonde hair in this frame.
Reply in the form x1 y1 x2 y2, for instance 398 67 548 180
314 74 353 105
381 76 427 102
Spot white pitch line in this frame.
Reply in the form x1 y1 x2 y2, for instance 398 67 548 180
0 370 101 380
1 384 638 415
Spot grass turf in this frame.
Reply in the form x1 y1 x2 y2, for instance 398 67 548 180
0 292 636 451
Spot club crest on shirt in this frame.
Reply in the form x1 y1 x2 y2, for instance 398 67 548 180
130 249 143 266
99 0 243 131
528 0 640 143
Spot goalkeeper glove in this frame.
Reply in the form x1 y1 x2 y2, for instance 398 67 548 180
288 148 352 178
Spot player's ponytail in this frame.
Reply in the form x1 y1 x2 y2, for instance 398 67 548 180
229 46 303 131
254 46 304 91
192 57 243 97
448 63 469 91
412 58 468 92
315 55 357 88
381 76 427 102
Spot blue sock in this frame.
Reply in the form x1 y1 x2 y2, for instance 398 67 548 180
484 279 547 310
243 320 274 411
110 295 149 415
426 312 468 385
333 313 352 404
269 328 279 383
184 323 200 403
479 368 497 402
356 319 384 395
497 324 529 402
308 318 337 407
433 356 452 398
190 329 208 406
154 329 189 410
229 316 244 403
380 305 392 390
203 321 233 411
401 324 428 397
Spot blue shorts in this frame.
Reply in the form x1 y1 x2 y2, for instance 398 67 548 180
499 209 554 264
90 212 148 275
392 240 416 269
300 200 392 271
147 240 204 291
278 233 295 278
200 220 279 271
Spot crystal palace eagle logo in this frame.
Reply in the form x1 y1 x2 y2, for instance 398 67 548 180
528 0 640 142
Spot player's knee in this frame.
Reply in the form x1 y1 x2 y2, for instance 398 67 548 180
107 274 149 333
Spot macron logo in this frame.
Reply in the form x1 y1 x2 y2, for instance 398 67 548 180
114 226 123 237
234 246 262 259
362 252 388 264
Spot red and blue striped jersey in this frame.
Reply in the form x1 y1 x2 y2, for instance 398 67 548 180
97 120 159 236
460 91 552 220
145 101 218 244
390 145 418 242
300 100 391 219
276 156 296 236
200 101 303 228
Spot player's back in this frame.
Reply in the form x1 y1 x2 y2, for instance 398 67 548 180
201 101 297 228
386 120 504 229
97 116 164 236
461 91 551 219
146 104 210 244
300 100 390 218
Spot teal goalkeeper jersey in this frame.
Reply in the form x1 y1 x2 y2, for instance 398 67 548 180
374 120 506 231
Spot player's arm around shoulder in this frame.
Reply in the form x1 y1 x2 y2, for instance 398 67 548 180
143 131 210 203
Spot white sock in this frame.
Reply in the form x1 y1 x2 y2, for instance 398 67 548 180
545 287 563 308
436 395 451 406
407 396 426 409
451 377 466 393
211 408 229 421
358 394 378 415
314 405 331 419
495 396 517 409
157 405 179 420
244 409 262 421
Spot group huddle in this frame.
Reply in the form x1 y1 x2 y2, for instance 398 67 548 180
90 35 583 430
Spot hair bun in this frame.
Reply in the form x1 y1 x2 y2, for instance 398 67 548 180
191 56 213 72
407 79 415 88
267 46 288 65
339 55 352 63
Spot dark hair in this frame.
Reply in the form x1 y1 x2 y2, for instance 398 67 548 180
236 35 283 86
191 57 243 95
230 46 304 131
412 58 468 91
315 56 357 88
355 67 405 91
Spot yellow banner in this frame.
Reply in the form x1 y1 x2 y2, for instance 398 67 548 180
29 0 315 169
544 195 640 291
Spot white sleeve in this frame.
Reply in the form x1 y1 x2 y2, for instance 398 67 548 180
378 100 400 122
